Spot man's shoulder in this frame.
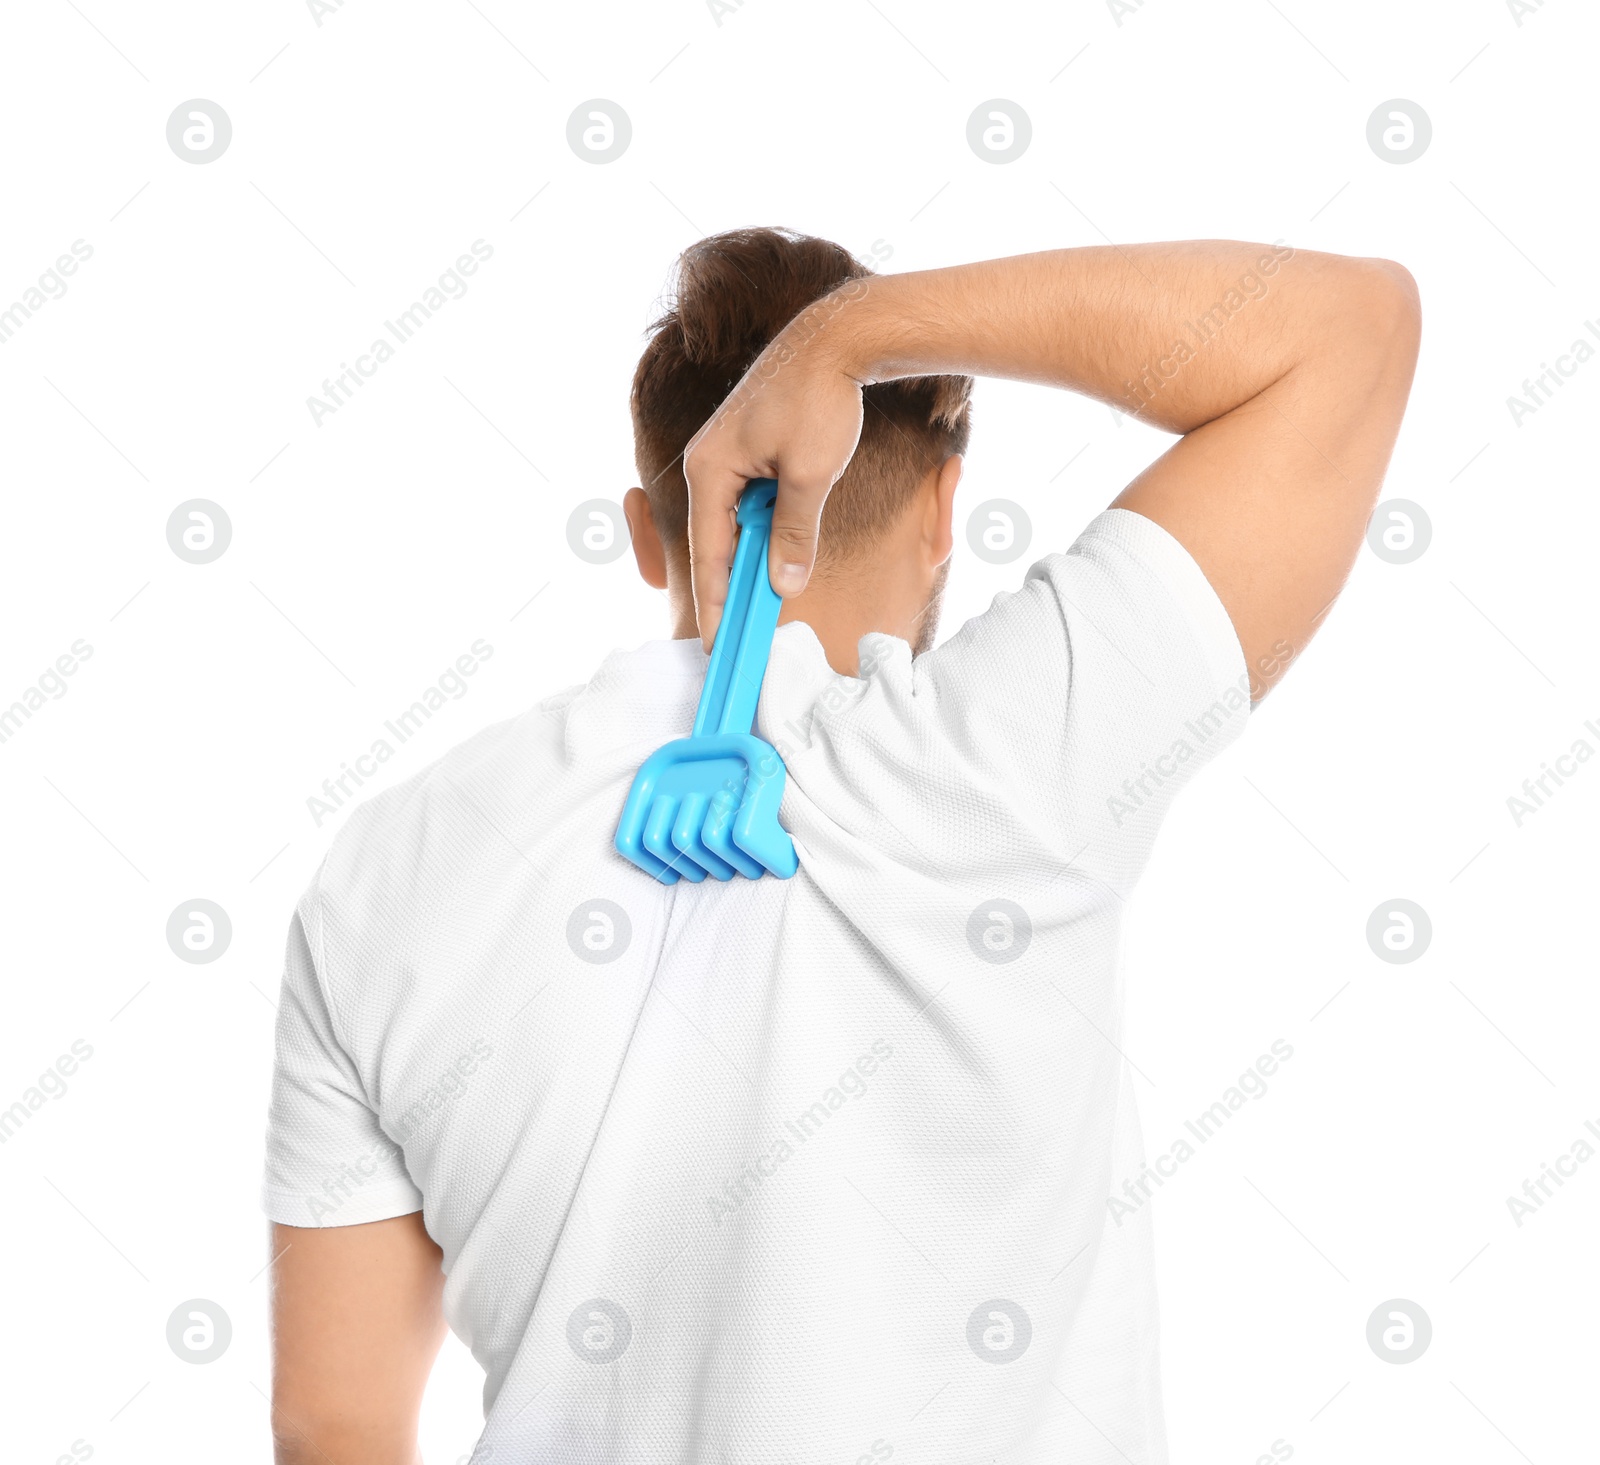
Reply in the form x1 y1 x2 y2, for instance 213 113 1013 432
311 686 582 930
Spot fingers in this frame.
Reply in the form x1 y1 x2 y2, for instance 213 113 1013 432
684 363 858 643
766 473 831 599
684 445 747 651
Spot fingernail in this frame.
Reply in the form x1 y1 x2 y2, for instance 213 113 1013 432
773 562 807 595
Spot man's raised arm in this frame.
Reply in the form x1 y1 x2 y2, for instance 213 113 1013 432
685 240 1421 697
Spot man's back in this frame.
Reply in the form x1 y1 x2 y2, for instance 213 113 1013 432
267 508 1248 1461
266 230 1419 1464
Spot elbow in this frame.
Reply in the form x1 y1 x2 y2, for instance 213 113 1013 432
1369 256 1420 308
271 1425 321 1465
1288 253 1421 394
1344 256 1423 365
269 1399 361 1465
272 1422 375 1465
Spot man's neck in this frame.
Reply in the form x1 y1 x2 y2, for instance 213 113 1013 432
667 560 937 676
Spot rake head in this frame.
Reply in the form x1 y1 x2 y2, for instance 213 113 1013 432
614 733 795 883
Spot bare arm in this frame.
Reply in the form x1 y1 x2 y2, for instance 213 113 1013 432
270 1214 447 1465
684 240 1420 697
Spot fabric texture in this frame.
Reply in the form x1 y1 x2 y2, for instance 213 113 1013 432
264 507 1250 1463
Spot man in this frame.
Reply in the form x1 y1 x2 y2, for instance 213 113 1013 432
267 228 1419 1463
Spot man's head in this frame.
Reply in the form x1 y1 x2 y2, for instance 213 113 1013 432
623 227 973 665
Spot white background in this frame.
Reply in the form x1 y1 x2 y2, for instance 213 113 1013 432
2 0 1596 1461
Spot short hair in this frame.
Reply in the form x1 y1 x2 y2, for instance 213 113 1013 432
631 227 973 564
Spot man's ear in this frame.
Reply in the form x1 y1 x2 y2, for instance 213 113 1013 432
927 455 963 568
623 488 669 590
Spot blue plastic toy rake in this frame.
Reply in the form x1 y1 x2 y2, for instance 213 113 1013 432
614 479 799 884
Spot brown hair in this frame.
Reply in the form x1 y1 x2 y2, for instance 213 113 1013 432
631 227 972 565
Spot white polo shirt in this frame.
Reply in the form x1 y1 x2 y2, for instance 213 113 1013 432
264 508 1249 1463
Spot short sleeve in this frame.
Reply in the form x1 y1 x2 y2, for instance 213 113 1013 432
262 879 424 1228
917 507 1250 891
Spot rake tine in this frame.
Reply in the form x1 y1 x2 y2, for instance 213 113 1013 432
703 786 764 880
643 795 705 882
671 790 737 881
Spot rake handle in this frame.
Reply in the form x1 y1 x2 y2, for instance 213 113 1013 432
692 479 782 738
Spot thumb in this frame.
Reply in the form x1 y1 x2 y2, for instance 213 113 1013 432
767 473 831 598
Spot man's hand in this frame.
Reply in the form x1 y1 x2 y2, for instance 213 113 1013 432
270 1214 446 1465
683 242 1420 697
683 289 869 649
